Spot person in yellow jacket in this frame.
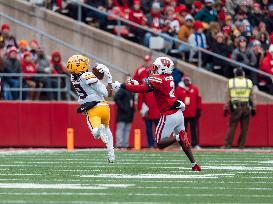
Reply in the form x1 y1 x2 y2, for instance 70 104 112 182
223 67 256 149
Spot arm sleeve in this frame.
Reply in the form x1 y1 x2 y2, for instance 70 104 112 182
124 83 150 93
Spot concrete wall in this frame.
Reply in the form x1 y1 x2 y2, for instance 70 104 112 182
0 0 273 103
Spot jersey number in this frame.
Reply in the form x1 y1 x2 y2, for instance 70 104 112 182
169 81 175 98
160 59 171 68
73 84 88 100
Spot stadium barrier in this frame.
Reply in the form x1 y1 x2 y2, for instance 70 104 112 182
0 101 272 147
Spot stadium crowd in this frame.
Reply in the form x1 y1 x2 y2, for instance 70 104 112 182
0 23 67 100
31 0 273 95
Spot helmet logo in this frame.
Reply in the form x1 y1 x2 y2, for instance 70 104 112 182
160 59 171 68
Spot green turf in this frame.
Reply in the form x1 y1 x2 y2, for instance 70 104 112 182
0 149 273 204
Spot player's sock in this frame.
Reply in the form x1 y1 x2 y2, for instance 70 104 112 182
191 162 197 167
99 125 108 144
178 131 195 163
105 128 115 163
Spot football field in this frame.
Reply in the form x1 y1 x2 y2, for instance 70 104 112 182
0 149 273 204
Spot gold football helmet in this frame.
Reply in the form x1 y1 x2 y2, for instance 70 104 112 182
66 55 90 74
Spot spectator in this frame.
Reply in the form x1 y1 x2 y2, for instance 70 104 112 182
211 32 232 77
0 56 5 99
191 1 203 16
143 2 164 47
231 36 257 69
3 47 21 100
172 59 184 87
258 31 270 51
133 55 160 148
178 14 194 60
36 48 57 100
195 0 218 24
1 23 17 49
18 40 28 60
205 22 221 49
265 4 273 33
175 76 202 149
114 74 135 149
50 50 66 74
129 0 146 42
29 40 39 62
21 51 41 100
251 40 265 86
260 44 273 94
249 3 264 27
223 68 256 149
188 21 207 62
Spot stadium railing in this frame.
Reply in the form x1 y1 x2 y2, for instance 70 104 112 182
0 12 130 100
70 0 273 79
0 73 70 100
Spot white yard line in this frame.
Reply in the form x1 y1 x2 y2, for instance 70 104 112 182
0 183 134 189
80 173 234 179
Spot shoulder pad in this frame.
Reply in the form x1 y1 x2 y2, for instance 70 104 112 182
81 72 98 84
148 76 163 84
81 72 97 80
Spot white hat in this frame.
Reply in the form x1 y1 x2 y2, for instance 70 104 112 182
269 44 273 53
205 0 215 4
152 2 160 10
253 40 261 46
185 14 194 21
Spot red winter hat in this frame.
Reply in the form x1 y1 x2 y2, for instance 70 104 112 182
134 0 141 4
23 51 31 59
194 21 203 30
176 4 187 13
1 23 10 31
223 26 232 34
8 46 17 56
193 1 203 9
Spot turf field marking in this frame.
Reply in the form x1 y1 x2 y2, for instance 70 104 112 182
0 183 134 189
203 165 273 171
80 173 234 179
0 174 42 176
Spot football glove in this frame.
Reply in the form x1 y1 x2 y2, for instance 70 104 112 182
172 100 185 111
112 81 121 91
96 64 112 83
127 79 139 85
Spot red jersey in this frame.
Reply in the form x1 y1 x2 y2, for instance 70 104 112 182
148 74 178 115
125 73 178 115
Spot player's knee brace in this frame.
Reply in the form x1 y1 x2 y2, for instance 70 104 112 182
177 131 191 148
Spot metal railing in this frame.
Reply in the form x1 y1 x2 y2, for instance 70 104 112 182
0 73 71 100
69 0 273 79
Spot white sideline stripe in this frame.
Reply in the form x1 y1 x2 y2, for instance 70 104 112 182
203 165 273 171
80 173 234 179
0 174 42 176
0 192 272 198
260 160 273 164
0 201 165 204
0 183 134 189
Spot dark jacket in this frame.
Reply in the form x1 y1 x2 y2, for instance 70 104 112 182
4 58 21 79
195 6 218 23
114 89 135 123
211 41 231 67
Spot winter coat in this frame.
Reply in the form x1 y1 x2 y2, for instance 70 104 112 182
51 51 66 74
21 59 37 80
231 48 257 67
261 52 273 75
195 7 218 23
114 88 135 123
4 58 21 79
211 41 231 67
36 56 51 73
175 84 202 118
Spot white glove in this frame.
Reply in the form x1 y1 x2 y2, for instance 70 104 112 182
112 81 121 91
96 64 112 83
127 79 139 85
177 100 186 111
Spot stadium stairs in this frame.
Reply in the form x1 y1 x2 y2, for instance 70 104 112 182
0 0 273 103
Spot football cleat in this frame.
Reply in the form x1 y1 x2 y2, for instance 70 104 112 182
108 151 115 163
192 164 201 171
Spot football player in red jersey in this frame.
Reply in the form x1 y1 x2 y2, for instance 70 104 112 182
112 57 201 171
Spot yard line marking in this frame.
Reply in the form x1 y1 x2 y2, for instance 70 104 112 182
202 165 273 171
0 201 164 204
0 183 134 189
80 173 234 179
0 174 43 176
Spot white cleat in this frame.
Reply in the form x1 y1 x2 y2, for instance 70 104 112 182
108 151 115 163
99 125 108 144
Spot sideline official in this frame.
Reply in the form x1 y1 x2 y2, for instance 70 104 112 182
223 68 256 148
